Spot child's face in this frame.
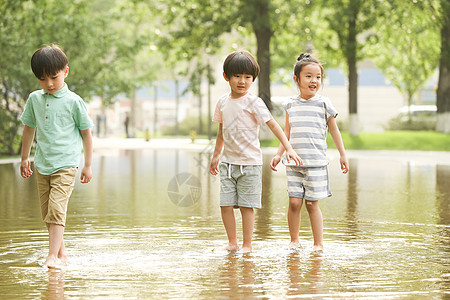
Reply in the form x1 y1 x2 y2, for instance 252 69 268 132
223 72 254 99
294 63 322 100
38 66 68 95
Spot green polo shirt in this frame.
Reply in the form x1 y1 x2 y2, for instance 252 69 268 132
20 84 93 175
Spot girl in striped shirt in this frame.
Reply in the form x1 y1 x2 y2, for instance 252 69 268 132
270 53 349 252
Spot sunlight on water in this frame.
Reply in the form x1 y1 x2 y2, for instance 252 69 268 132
0 148 449 299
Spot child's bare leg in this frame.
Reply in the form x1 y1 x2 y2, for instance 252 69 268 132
239 207 254 253
46 224 67 263
216 206 239 251
288 197 303 248
305 200 324 251
45 224 64 268
58 239 68 263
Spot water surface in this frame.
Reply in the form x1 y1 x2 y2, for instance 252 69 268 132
0 147 449 299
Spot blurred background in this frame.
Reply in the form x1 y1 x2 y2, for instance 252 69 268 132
1 0 449 155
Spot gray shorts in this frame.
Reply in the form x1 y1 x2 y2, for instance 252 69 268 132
219 163 262 208
286 166 332 201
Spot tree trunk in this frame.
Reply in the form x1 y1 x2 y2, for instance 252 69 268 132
207 65 212 141
347 1 359 136
129 88 136 138
153 84 158 135
436 0 450 133
175 79 180 135
198 92 203 135
252 0 273 111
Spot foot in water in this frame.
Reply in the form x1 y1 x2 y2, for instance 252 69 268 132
44 255 58 269
312 244 324 254
289 241 301 250
238 246 252 253
58 254 69 265
212 244 240 252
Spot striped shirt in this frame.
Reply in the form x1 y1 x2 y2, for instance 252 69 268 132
283 94 338 167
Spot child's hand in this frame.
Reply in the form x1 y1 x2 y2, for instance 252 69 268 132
210 156 220 175
80 166 92 183
20 159 33 178
270 155 281 171
340 156 349 174
285 149 302 167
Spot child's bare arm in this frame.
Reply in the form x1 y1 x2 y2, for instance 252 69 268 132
210 123 224 175
20 125 35 178
328 117 349 174
269 115 289 171
80 128 93 183
266 118 302 170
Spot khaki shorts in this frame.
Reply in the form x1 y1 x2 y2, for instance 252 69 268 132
36 167 77 226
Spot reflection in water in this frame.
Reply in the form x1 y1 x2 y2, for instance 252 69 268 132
255 155 274 240
436 165 450 293
0 149 449 299
219 254 255 298
42 269 65 300
436 165 450 225
345 158 359 239
287 252 323 296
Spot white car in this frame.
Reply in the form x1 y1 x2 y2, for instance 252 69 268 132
397 105 437 121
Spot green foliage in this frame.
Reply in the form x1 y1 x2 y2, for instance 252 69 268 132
270 0 317 85
317 0 382 65
368 0 440 107
0 0 121 154
0 0 164 155
436 0 450 118
109 0 163 95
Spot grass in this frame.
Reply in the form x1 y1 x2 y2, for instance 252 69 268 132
261 131 450 152
2 131 449 160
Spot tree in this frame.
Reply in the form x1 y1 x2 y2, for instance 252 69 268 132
436 0 450 133
109 0 163 137
0 0 119 155
368 0 440 122
241 0 273 109
318 0 381 136
160 0 311 110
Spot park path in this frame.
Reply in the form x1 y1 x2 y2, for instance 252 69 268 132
2 137 450 166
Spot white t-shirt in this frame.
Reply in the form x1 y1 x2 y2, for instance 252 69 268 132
213 92 273 165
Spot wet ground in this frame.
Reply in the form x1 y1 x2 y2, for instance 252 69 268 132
0 139 449 299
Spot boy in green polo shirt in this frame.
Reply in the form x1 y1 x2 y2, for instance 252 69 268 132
20 44 93 268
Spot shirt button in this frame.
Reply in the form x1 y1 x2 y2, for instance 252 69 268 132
46 104 49 107
45 116 48 119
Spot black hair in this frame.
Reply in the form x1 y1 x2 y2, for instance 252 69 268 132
223 50 260 81
293 52 324 82
31 44 68 79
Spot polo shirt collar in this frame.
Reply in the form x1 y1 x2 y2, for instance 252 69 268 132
40 83 69 98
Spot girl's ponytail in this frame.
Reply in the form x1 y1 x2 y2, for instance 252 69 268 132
294 52 323 79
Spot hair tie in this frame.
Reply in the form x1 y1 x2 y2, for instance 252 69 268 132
298 53 311 62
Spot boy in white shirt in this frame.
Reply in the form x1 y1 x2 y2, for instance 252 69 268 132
210 50 302 253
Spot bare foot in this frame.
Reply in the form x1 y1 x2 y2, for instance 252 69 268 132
44 255 58 268
238 246 252 253
212 244 240 252
312 245 324 253
289 241 301 250
58 254 69 265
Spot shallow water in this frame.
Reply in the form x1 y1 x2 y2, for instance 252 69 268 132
0 147 449 299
